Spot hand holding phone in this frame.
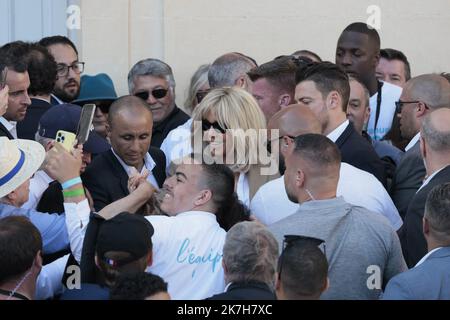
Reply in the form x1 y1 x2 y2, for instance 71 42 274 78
55 130 76 152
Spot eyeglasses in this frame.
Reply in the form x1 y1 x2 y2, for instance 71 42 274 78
201 119 227 134
56 62 85 77
277 234 326 279
395 100 421 114
196 90 210 104
266 135 296 154
134 88 169 101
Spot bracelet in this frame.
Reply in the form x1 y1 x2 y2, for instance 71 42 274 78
61 177 82 190
62 188 85 198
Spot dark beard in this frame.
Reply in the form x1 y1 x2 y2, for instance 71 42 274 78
53 85 80 103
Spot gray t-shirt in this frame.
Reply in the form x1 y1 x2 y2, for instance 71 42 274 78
269 196 407 300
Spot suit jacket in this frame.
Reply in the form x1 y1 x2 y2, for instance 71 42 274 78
335 123 386 186
390 141 426 219
400 165 450 267
0 120 13 139
82 148 166 212
151 105 190 148
17 98 53 140
206 281 276 300
383 246 450 299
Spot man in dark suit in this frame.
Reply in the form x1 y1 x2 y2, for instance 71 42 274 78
384 182 450 299
295 62 386 185
207 222 277 300
128 58 189 148
391 74 450 219
83 95 166 212
17 43 57 140
400 108 450 267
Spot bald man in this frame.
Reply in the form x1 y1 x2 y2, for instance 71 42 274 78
250 104 402 230
401 108 450 267
82 95 166 212
391 74 450 219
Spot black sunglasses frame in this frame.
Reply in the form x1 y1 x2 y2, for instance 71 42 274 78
201 119 227 134
134 88 169 101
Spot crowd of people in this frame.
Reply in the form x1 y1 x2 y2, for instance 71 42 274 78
1 21 450 300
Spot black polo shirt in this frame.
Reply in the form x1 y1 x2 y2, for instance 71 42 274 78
151 105 190 148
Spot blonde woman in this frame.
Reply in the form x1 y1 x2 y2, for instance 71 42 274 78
191 87 279 206
184 63 211 114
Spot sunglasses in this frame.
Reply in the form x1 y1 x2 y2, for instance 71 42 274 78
201 119 227 134
278 234 326 278
134 88 168 101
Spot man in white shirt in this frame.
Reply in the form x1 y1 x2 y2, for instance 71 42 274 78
390 74 450 218
251 105 402 230
335 22 402 141
295 61 386 185
146 157 249 300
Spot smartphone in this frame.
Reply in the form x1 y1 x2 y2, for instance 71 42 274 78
56 130 76 152
0 66 7 90
76 104 96 145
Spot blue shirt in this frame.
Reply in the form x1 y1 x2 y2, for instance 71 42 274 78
0 203 69 254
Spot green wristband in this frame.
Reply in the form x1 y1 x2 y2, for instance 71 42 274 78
63 188 85 198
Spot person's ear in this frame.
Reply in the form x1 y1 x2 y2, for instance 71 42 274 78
235 76 246 89
94 255 100 268
275 274 281 291
364 106 371 126
34 250 43 270
373 51 380 69
194 189 212 206
417 102 428 116
423 217 430 237
322 277 330 293
146 251 153 267
295 168 305 189
278 94 291 108
326 91 341 111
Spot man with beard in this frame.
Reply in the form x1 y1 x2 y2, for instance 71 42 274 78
39 36 84 105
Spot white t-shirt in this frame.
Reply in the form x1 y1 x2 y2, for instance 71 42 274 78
367 81 402 141
146 211 226 300
250 162 402 230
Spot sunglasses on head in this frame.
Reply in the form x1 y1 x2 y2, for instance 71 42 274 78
134 88 168 101
201 119 227 134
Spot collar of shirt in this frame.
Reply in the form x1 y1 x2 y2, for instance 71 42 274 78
236 172 250 207
176 210 217 220
110 148 156 176
50 94 64 105
327 120 349 143
298 196 347 212
0 116 14 132
414 247 443 267
418 165 448 193
405 132 420 152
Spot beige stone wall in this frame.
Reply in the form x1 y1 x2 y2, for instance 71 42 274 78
80 0 450 111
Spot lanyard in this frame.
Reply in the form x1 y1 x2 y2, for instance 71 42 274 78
373 81 384 132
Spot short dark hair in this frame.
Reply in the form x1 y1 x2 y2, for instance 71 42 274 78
342 22 380 51
278 243 328 298
293 133 341 168
380 48 411 81
0 41 31 73
27 43 57 96
39 35 78 55
292 50 322 62
0 216 42 284
247 57 299 95
425 183 450 242
192 157 250 231
108 95 152 127
110 272 168 300
296 62 350 112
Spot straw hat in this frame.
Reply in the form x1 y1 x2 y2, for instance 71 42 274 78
0 137 46 198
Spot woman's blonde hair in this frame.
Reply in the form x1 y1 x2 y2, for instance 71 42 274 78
184 64 210 114
191 86 267 173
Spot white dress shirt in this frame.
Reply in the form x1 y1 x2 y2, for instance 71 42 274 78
251 162 402 230
236 172 250 207
327 120 349 143
417 166 447 193
35 199 91 299
146 211 226 300
21 170 54 210
0 116 16 138
111 148 159 189
405 132 420 152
